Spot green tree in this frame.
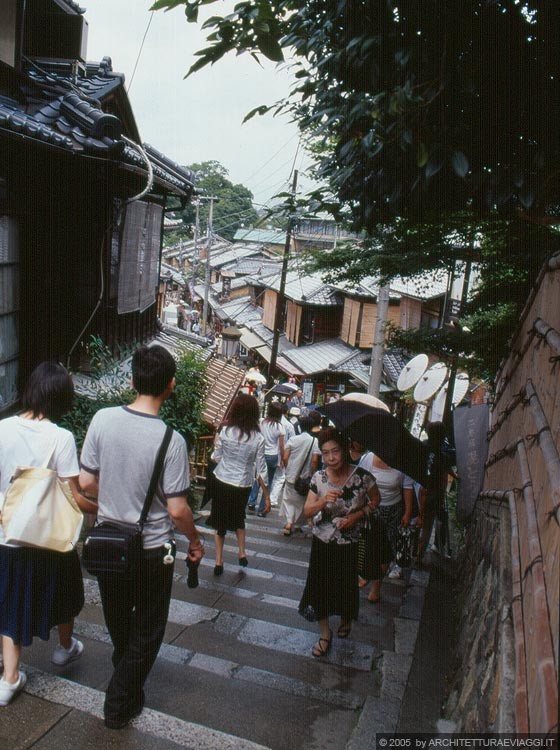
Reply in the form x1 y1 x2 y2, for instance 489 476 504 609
152 0 560 375
181 161 259 242
62 337 208 449
152 1 559 227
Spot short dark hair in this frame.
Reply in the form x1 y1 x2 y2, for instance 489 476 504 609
318 426 352 464
21 362 74 422
131 345 176 397
225 393 260 440
307 410 322 427
265 401 282 422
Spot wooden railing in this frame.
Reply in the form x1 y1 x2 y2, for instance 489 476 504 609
189 434 214 484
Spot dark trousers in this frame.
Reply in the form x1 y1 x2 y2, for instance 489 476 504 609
97 548 173 721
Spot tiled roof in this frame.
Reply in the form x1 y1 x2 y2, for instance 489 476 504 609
259 266 342 307
1 60 194 197
383 349 409 385
279 338 362 376
160 262 185 286
163 238 231 261
208 244 267 269
342 272 448 301
233 228 286 245
202 359 246 429
333 347 408 388
220 257 282 277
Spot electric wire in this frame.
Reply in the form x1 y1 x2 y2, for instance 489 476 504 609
127 11 155 93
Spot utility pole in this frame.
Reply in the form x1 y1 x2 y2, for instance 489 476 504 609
442 245 475 439
190 198 200 294
368 283 390 397
269 169 298 383
202 196 217 336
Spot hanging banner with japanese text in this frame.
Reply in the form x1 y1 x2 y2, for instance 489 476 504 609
453 404 490 522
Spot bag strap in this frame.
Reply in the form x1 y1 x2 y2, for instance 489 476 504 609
298 436 316 478
138 426 173 530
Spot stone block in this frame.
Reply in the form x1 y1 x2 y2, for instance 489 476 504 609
394 618 420 656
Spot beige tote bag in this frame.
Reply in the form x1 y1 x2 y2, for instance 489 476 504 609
1 446 83 553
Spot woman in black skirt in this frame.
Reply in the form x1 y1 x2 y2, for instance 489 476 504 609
0 363 98 707
298 428 380 657
207 394 269 575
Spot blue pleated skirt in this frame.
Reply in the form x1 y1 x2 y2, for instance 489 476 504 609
0 544 85 646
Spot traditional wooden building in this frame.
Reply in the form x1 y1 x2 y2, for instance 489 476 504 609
339 275 447 349
0 0 194 411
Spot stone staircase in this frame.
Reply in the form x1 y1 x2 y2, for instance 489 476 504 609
2 509 429 749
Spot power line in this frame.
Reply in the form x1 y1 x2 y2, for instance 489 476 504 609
127 11 155 93
239 133 300 185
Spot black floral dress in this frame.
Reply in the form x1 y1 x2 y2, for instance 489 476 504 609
298 467 376 622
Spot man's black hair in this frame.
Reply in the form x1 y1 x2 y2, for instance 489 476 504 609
132 345 176 397
21 362 74 422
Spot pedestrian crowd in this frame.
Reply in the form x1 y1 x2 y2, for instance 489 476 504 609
0 349 452 730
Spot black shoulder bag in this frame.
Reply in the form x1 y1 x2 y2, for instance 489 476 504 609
293 437 316 496
82 426 173 576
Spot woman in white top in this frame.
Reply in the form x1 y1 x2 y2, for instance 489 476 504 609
280 411 322 535
0 363 98 707
207 394 269 575
354 448 414 601
247 401 285 516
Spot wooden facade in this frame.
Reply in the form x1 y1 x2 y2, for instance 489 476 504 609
262 289 277 330
340 296 423 349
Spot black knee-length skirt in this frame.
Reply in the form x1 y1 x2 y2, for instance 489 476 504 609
206 477 252 535
298 536 359 622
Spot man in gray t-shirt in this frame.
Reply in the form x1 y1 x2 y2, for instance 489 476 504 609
80 345 204 730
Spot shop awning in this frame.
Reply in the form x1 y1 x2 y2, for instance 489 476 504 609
238 327 267 350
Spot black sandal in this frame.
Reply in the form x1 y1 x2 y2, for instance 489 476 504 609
337 621 352 638
311 635 332 658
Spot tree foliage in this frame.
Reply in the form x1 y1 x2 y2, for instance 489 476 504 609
179 160 259 242
152 0 560 229
61 337 208 450
153 0 560 376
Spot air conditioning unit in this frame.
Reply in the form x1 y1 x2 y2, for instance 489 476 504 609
24 13 88 62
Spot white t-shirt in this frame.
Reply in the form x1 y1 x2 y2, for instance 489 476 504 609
284 433 321 483
80 406 189 549
260 419 285 456
281 415 296 443
358 452 413 507
0 416 79 545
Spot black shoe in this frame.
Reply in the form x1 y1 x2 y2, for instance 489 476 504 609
213 564 223 576
104 703 143 730
247 505 256 513
239 557 248 567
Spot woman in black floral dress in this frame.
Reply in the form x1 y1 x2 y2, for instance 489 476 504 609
298 428 380 657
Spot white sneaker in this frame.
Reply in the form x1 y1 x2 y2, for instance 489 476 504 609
387 563 403 579
0 671 27 706
51 637 84 666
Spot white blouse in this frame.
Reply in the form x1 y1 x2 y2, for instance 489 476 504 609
211 426 268 488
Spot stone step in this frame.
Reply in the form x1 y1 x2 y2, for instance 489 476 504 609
82 578 379 672
20 664 270 750
71 618 365 711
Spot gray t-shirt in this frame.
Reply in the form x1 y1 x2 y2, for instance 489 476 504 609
80 406 189 548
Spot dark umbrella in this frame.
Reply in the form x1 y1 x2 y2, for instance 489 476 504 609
319 400 429 485
268 383 299 397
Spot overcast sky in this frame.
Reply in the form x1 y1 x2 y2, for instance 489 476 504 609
85 0 312 207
